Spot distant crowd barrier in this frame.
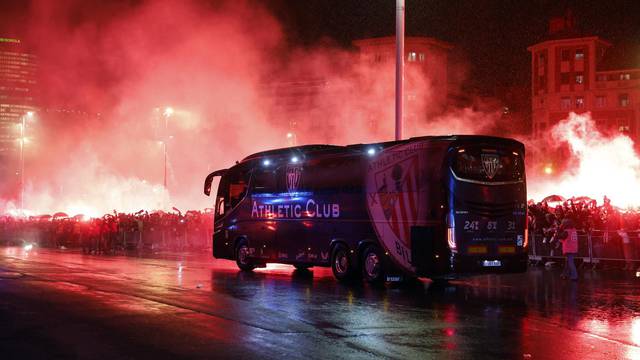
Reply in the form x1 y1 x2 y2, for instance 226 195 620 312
528 229 638 266
0 213 213 254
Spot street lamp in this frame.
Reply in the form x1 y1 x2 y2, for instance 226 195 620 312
286 132 297 146
19 111 34 215
162 107 173 191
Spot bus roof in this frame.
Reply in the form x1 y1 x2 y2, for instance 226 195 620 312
240 135 524 164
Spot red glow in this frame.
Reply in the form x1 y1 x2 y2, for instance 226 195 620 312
529 113 640 208
0 1 579 215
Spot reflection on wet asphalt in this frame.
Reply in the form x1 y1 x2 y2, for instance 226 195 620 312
0 246 639 359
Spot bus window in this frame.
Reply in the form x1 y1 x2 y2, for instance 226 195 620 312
305 158 363 193
229 182 247 207
252 169 276 194
215 167 250 217
216 197 225 217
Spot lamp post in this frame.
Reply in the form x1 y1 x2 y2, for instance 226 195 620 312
286 132 297 146
19 111 33 215
162 107 174 191
395 0 405 141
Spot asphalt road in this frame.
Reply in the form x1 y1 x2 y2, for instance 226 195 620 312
1 246 639 359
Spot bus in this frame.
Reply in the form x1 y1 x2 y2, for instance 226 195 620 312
204 135 528 282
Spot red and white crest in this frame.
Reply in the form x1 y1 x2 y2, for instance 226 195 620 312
372 157 419 245
286 165 302 193
366 142 427 274
481 153 500 180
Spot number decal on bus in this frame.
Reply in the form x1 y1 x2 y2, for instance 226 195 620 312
486 221 497 230
464 220 479 231
395 241 412 264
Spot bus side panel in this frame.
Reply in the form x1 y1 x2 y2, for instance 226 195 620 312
365 141 450 275
272 155 372 266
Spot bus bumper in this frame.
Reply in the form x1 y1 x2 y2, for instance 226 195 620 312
416 253 528 278
449 253 528 275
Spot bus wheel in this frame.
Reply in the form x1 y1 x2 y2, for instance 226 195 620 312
235 240 255 272
331 244 355 281
362 245 384 283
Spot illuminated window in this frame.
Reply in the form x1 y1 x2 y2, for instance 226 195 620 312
619 94 630 107
575 49 585 60
575 73 584 84
418 53 425 62
561 97 571 110
575 97 585 108
620 73 631 80
407 52 417 62
595 96 606 107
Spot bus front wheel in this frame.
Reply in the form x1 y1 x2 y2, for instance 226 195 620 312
331 244 356 281
235 240 255 272
362 244 385 283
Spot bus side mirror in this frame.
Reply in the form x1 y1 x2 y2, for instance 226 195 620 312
204 169 228 196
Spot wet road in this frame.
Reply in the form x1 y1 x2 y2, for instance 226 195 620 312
1 247 639 359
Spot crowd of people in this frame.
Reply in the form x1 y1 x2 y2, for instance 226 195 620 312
528 195 640 271
0 209 214 254
1 196 638 274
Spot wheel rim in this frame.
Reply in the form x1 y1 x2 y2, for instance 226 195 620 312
365 252 380 279
334 250 348 274
238 245 249 265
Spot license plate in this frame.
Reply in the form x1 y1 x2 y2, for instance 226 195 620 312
482 260 502 267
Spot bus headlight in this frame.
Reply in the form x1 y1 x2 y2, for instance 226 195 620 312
447 228 457 251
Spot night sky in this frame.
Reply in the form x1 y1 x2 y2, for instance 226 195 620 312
266 0 640 94
0 0 638 96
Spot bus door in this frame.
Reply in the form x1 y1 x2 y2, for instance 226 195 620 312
248 167 278 260
209 167 250 259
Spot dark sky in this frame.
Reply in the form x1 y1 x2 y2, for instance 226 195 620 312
266 0 640 94
1 0 639 95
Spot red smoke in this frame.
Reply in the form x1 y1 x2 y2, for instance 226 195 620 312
2 0 520 216
528 113 640 208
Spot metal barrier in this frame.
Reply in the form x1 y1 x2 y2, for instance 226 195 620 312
0 221 213 254
528 228 640 267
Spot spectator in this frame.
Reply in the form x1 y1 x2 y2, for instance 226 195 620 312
557 218 579 281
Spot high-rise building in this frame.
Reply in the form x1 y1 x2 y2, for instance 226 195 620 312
528 12 640 140
353 36 452 116
0 37 38 199
263 36 452 144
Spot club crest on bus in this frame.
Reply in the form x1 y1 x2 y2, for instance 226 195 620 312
375 159 419 244
366 143 423 274
481 153 500 180
286 165 302 193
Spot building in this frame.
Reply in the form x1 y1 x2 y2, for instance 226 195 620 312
353 36 452 116
528 13 640 140
263 36 453 144
0 37 38 200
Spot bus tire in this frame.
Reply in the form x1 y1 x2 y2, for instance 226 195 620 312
331 244 356 281
361 244 385 283
235 239 255 272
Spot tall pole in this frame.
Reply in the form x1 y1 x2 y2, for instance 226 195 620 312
19 115 25 214
395 0 405 141
163 115 168 191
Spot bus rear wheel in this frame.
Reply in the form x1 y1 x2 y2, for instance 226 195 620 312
362 244 385 283
235 240 255 272
331 244 356 281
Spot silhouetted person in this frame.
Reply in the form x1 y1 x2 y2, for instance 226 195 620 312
558 218 578 281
